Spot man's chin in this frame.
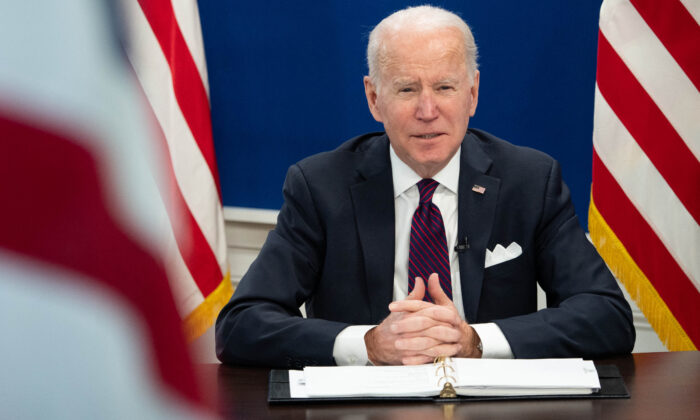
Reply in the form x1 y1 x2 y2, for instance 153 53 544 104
405 156 453 177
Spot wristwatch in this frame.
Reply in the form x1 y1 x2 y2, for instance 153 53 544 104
471 327 483 355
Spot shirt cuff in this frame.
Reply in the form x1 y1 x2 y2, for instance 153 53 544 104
332 325 375 366
472 323 514 359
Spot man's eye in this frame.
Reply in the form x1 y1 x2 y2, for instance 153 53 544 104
438 85 453 91
399 87 414 93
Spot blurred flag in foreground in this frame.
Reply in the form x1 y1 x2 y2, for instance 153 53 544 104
0 1 215 418
589 0 699 350
121 0 231 341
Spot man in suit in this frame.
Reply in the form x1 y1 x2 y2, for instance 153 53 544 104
215 5 635 368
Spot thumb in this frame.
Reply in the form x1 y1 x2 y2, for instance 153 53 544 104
407 276 425 301
427 273 451 306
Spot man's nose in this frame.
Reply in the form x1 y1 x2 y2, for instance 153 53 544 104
415 91 438 121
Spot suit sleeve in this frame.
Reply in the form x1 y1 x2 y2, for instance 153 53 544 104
215 164 349 368
494 160 635 358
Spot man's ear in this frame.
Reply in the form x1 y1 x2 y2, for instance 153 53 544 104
469 70 480 117
364 76 383 123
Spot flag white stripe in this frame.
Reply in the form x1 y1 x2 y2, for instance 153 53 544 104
600 0 700 161
1 1 214 411
1 0 218 303
679 0 700 26
593 85 700 289
171 0 210 97
121 0 227 274
163 225 205 317
0 1 173 259
0 252 207 419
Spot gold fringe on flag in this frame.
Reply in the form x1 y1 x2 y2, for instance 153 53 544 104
183 271 234 342
588 195 696 351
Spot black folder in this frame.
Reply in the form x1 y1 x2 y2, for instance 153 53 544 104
268 364 629 404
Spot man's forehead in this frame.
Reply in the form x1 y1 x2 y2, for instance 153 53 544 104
381 46 468 82
380 29 466 65
383 26 464 51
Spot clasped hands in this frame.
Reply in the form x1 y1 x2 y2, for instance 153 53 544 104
364 273 482 365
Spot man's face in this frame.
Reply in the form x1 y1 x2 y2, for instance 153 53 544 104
364 27 479 178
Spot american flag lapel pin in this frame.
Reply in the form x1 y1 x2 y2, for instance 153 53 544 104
472 184 486 194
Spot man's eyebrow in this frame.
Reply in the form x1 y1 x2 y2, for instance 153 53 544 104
435 77 461 85
390 77 463 89
392 78 418 88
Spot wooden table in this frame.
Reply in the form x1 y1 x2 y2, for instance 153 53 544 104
197 351 700 419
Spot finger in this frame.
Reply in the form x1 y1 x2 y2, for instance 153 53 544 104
406 276 425 301
427 273 452 306
400 343 463 364
389 299 434 313
395 304 463 326
365 317 415 365
388 278 426 314
401 355 434 365
399 324 463 343
418 343 462 359
395 336 441 351
391 314 459 335
394 327 465 351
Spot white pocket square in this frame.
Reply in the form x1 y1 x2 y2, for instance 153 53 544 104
485 242 522 268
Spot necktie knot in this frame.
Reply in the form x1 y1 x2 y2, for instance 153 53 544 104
417 178 438 204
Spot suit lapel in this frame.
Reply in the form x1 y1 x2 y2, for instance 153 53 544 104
457 132 500 322
350 136 395 323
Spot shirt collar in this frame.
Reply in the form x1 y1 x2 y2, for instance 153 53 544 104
390 145 461 198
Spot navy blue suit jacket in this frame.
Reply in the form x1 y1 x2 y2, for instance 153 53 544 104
215 129 635 368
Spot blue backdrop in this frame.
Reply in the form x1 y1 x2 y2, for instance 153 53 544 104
199 1 604 226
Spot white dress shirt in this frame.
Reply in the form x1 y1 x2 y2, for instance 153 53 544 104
333 144 513 365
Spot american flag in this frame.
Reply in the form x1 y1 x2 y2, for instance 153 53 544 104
121 0 231 341
589 0 700 350
0 0 215 416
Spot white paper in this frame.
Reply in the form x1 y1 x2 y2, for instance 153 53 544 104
303 365 438 397
290 358 600 399
288 370 309 398
451 358 600 396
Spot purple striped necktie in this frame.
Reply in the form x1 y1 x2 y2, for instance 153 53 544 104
408 179 452 302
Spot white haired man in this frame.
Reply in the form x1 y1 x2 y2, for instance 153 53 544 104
216 5 634 368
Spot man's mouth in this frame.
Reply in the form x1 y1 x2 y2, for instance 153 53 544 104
415 133 443 139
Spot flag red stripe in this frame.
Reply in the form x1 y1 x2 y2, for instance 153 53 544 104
136 0 222 200
0 114 202 404
592 151 700 345
157 128 223 296
630 0 700 91
143 90 223 296
596 32 700 225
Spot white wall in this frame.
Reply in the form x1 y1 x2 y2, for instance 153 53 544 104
190 207 667 363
